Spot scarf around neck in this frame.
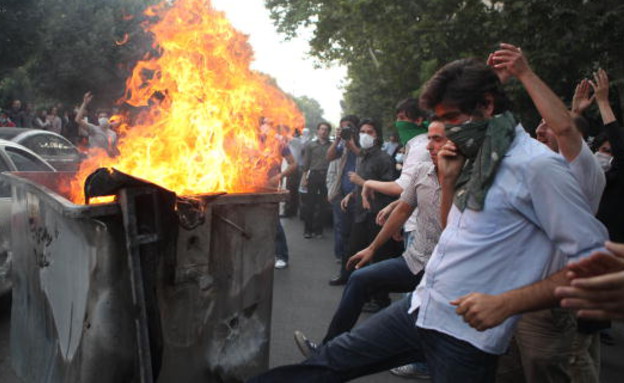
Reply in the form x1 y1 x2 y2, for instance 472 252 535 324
444 111 517 211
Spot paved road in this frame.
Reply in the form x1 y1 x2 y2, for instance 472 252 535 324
0 215 622 382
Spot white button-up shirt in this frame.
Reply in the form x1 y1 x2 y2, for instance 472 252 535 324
409 125 608 355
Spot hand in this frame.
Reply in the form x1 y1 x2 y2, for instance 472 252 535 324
83 91 93 105
361 181 375 210
347 246 375 270
556 270 624 320
565 242 624 280
268 174 282 188
451 293 510 331
589 68 609 105
348 171 364 186
572 79 595 115
376 203 395 226
487 53 511 84
490 43 532 80
340 193 351 211
335 126 342 141
438 140 465 185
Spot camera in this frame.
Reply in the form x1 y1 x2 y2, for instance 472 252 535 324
340 124 355 140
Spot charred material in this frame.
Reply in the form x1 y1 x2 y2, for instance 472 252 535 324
2 170 285 383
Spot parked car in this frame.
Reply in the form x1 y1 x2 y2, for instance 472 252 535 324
0 128 83 171
0 139 57 295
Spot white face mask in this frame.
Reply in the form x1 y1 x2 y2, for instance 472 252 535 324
98 117 110 128
395 153 404 163
594 151 612 172
359 133 375 149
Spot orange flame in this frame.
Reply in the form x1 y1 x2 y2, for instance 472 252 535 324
69 0 303 204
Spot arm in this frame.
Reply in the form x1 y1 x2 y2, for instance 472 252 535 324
362 180 403 196
75 92 93 135
492 43 580 162
591 69 624 167
437 140 464 228
556 242 624 320
453 156 608 330
347 200 415 270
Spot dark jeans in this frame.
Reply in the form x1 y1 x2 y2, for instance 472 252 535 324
323 257 421 343
248 297 499 383
331 195 353 260
276 220 288 262
303 170 328 235
338 212 403 280
284 168 300 217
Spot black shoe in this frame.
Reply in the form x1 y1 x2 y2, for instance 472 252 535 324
294 330 319 358
329 274 348 286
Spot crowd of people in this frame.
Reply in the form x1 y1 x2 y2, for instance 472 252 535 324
263 43 624 382
0 92 119 156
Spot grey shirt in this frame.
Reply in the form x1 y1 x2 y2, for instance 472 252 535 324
399 162 442 275
302 139 331 172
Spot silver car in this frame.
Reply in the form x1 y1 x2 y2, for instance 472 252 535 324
0 139 56 295
0 128 83 171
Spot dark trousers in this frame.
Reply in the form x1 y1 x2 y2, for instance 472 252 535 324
323 257 422 343
248 297 499 383
338 212 403 280
302 170 328 235
276 220 288 262
284 168 300 217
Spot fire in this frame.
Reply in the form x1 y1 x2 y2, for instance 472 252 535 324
69 0 304 204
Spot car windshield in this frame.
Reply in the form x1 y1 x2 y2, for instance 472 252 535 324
5 147 52 171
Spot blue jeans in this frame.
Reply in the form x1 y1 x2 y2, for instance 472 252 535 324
276 220 288 262
323 257 421 343
249 297 498 382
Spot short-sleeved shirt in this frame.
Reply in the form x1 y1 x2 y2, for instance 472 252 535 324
399 162 442 275
395 134 430 232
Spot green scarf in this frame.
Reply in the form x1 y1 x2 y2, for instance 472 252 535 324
444 111 517 211
395 121 428 145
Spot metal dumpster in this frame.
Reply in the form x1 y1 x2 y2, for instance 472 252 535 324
2 171 283 383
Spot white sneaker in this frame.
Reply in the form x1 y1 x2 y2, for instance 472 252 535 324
275 259 288 269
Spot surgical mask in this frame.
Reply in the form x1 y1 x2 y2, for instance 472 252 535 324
359 133 375 149
395 153 404 163
594 151 612 172
98 117 109 127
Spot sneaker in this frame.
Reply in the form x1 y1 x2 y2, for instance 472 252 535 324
293 330 319 358
303 232 313 239
314 233 324 239
390 362 431 379
275 259 288 269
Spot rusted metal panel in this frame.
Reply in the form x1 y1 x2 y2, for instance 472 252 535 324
2 172 284 383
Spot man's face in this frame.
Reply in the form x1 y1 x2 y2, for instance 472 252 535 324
359 123 377 139
535 120 558 152
426 121 447 166
12 100 21 110
433 99 493 125
396 111 416 123
317 124 330 140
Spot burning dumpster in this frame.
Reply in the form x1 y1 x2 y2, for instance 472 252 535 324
4 170 285 383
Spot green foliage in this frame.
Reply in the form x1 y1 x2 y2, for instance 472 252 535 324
293 95 325 130
266 0 624 129
0 0 157 110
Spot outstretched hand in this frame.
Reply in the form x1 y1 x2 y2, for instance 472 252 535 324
490 43 532 80
83 91 93 105
589 69 609 104
572 79 595 115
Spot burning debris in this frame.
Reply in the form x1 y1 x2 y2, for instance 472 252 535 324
70 0 304 204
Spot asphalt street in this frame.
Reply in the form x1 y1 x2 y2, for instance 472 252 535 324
0 214 621 382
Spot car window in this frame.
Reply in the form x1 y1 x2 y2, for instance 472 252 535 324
21 134 77 157
5 147 52 172
0 155 10 198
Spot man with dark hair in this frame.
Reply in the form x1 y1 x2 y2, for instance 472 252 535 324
249 43 607 382
301 122 332 238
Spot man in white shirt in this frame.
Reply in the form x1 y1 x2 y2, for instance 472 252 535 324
249 44 608 383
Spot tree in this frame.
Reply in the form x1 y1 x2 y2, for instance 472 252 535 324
0 0 157 110
292 95 325 130
266 0 624 129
